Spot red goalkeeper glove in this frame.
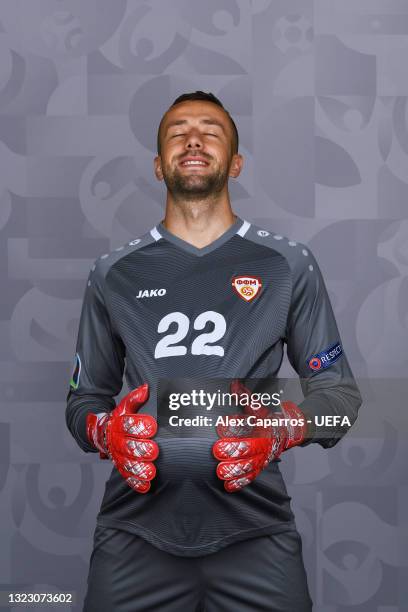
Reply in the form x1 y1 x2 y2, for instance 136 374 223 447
212 380 308 492
86 383 159 493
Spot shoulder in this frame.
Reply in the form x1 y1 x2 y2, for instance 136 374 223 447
89 227 157 283
242 220 318 279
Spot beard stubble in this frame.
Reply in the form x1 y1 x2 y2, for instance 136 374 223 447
162 161 229 201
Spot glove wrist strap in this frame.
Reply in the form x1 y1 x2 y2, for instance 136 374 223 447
280 401 308 450
86 412 110 459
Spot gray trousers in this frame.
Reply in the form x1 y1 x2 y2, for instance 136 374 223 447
83 525 313 611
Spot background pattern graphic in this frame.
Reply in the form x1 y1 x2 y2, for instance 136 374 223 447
0 0 407 609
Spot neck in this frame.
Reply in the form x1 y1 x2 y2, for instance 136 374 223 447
162 191 236 249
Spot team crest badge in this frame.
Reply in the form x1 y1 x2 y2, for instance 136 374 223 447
231 275 263 302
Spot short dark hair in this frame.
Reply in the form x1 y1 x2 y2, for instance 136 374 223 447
157 91 239 155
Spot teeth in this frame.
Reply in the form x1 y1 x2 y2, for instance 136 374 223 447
182 160 206 166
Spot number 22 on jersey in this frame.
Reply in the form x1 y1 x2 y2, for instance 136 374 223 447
154 311 226 358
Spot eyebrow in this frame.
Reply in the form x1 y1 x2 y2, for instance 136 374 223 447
165 118 226 133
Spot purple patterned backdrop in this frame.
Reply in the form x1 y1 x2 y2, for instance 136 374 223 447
0 1 407 610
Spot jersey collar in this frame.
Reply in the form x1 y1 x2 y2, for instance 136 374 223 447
150 216 250 257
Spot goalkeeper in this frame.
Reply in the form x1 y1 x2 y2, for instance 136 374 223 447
66 91 362 611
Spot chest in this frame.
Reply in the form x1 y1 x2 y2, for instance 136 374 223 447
106 252 292 371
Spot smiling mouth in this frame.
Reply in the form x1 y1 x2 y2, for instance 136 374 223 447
179 159 209 168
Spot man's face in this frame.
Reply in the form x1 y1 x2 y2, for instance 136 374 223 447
154 101 242 199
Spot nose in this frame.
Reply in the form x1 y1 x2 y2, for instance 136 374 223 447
185 128 203 149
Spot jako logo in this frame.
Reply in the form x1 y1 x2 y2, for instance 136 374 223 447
136 288 166 298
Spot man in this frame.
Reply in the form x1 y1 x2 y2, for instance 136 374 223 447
66 91 362 611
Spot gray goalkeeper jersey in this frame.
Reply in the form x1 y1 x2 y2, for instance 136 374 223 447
66 216 361 556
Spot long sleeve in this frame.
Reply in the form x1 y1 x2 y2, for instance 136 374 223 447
65 260 125 453
285 247 362 448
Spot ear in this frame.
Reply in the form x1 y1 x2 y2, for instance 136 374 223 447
228 153 244 179
154 155 164 181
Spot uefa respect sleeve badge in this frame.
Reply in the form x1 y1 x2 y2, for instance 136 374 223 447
307 341 343 371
